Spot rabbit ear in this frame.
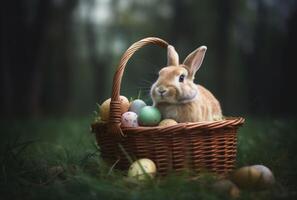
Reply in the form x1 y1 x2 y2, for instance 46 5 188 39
167 45 179 66
183 46 207 79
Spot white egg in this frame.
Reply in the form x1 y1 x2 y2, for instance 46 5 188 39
121 111 139 128
128 158 157 180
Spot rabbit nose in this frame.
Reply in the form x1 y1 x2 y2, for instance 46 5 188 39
157 87 168 95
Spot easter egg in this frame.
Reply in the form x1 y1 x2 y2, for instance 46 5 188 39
159 119 178 126
212 179 240 199
231 166 262 189
100 96 130 121
128 158 157 180
100 98 111 121
121 112 139 128
138 106 161 126
129 99 147 115
251 165 275 189
119 95 130 113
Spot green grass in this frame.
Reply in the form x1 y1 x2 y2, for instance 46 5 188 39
0 117 296 200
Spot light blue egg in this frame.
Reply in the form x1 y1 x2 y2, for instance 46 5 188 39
129 99 147 115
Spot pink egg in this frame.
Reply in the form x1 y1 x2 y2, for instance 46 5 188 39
121 112 139 128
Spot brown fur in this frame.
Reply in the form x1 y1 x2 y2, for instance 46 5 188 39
150 45 222 122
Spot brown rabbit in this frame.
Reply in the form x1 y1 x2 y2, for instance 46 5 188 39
150 45 222 122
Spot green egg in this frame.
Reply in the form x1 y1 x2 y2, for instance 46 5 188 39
138 106 161 126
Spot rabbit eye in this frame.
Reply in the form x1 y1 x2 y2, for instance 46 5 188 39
179 74 185 82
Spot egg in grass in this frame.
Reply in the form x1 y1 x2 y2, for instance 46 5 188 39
212 179 240 199
231 165 275 190
128 158 157 180
251 165 275 189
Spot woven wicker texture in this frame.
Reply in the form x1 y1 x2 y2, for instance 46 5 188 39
92 37 244 176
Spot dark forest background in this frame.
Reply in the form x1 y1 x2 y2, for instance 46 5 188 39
1 0 297 119
1 1 297 199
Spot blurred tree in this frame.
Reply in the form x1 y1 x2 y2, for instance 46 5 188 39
214 0 238 114
244 0 288 116
1 0 51 117
282 6 297 115
1 0 296 118
42 0 79 115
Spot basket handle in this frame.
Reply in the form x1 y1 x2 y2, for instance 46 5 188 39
108 37 169 139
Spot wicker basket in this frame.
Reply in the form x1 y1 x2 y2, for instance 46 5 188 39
91 37 244 176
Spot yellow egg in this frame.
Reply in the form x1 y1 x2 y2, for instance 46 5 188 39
231 166 262 189
100 98 111 121
100 96 130 121
159 119 178 126
128 158 157 180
